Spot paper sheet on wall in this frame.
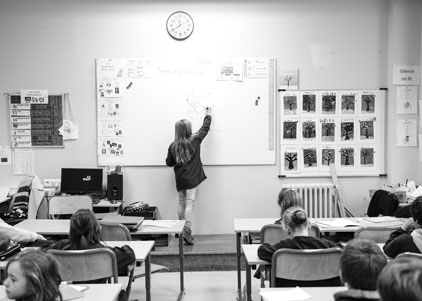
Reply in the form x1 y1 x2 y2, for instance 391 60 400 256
396 86 417 114
393 65 421 85
397 118 417 147
13 149 34 175
0 146 12 165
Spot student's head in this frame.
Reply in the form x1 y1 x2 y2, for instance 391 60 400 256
282 206 308 235
174 119 192 140
4 250 62 301
277 188 303 218
377 257 422 301
340 238 387 290
410 196 422 226
69 208 102 250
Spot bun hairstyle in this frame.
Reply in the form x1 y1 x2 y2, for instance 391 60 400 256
283 206 308 230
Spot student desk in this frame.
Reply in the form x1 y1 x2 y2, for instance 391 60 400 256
0 283 123 301
260 286 345 301
242 244 270 301
15 219 186 301
234 217 403 298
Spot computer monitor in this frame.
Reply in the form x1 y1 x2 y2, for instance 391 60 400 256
60 168 103 195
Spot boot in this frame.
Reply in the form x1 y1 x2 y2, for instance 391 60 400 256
183 227 194 245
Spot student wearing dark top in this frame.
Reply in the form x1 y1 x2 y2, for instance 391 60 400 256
47 209 135 278
257 206 342 286
166 108 212 245
333 239 387 301
383 196 422 258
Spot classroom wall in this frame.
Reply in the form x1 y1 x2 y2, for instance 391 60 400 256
0 0 421 234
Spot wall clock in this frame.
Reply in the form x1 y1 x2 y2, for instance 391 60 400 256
166 11 194 40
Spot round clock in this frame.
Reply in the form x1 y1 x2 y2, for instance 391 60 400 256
166 11 194 40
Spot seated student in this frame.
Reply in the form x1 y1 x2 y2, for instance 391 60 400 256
4 249 63 301
377 257 422 301
274 188 303 224
47 209 135 277
334 239 387 301
257 206 342 286
383 196 422 258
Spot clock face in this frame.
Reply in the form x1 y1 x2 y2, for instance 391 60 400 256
166 11 194 40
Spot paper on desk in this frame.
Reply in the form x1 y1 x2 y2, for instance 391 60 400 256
0 187 9 200
260 287 311 301
408 186 422 198
316 219 360 228
363 216 400 223
142 220 178 228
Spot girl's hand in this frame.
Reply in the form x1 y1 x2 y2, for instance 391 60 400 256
402 217 416 231
36 234 46 240
205 107 212 116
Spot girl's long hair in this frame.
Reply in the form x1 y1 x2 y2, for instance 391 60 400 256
6 250 63 301
69 209 102 250
172 119 193 163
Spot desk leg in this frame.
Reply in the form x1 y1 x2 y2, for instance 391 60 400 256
245 257 252 301
236 232 242 298
145 253 151 301
177 233 185 301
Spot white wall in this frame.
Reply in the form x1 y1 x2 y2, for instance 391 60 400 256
0 0 420 234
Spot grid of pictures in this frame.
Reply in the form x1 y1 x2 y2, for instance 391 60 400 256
280 90 383 176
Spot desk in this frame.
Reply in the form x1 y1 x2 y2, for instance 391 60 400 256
105 241 154 301
234 216 403 299
15 219 186 301
260 286 345 301
0 283 122 301
242 244 270 301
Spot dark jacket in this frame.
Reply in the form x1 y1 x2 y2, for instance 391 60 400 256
383 228 420 258
258 236 342 287
367 190 399 217
334 289 381 301
166 115 211 191
47 239 136 276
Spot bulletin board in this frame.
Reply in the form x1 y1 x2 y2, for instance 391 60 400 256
95 58 276 166
8 95 63 147
279 89 386 177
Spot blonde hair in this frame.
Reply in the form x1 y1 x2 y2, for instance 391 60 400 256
283 206 308 231
172 119 193 163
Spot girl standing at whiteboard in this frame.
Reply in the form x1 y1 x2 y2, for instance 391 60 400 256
166 108 212 245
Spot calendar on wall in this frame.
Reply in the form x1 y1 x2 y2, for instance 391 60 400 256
279 89 385 177
9 95 63 147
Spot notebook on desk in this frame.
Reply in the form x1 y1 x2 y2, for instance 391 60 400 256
101 215 144 231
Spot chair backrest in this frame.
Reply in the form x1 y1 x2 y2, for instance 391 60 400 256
99 221 132 241
260 223 321 244
396 252 422 260
354 226 400 243
48 195 93 218
8 175 34 218
271 247 342 287
47 248 118 283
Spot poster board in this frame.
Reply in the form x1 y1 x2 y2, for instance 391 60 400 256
96 58 276 166
9 95 63 147
279 89 385 177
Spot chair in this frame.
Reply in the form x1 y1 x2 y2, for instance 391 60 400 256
396 252 422 260
48 195 93 219
270 247 342 287
354 226 400 243
99 221 168 299
47 248 118 283
258 223 321 287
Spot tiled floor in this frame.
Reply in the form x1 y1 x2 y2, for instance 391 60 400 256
126 270 261 301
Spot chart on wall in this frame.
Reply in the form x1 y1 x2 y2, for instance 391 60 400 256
9 95 63 147
279 90 385 177
96 58 276 166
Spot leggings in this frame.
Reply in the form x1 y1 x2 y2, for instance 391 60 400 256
178 187 197 235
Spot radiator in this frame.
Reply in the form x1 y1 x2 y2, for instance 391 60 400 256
281 183 337 218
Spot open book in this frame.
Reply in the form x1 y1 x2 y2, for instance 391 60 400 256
362 216 400 223
315 219 361 228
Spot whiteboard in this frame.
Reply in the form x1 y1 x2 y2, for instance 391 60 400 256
96 58 276 166
279 89 386 177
